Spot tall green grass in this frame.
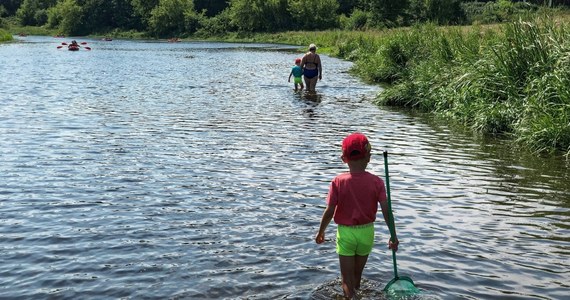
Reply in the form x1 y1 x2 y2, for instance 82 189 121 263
236 21 569 155
347 17 569 156
0 29 12 42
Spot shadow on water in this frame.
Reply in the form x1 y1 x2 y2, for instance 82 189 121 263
291 90 322 118
300 91 322 104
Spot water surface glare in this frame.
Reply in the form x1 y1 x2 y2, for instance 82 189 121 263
1 36 569 299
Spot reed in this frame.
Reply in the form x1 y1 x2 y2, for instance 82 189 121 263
0 29 13 42
363 17 570 155
242 20 569 154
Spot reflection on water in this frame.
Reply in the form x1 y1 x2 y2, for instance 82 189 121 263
0 36 568 299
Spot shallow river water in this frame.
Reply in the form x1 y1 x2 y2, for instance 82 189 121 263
0 36 569 299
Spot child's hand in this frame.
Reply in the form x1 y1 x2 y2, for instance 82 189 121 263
315 232 325 244
288 79 290 82
389 237 399 251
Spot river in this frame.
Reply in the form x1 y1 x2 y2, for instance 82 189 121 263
0 35 568 299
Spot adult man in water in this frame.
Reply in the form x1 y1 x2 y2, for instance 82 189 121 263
300 44 322 92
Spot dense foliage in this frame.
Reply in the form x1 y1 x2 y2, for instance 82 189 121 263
360 18 570 155
0 28 13 41
1 0 567 37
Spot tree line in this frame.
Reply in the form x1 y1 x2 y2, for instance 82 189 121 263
1 0 569 37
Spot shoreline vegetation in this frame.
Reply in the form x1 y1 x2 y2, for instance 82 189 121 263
217 14 569 157
4 17 569 157
0 29 12 42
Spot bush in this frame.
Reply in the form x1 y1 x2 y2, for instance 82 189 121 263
225 0 293 32
16 0 56 26
0 28 12 41
463 0 539 24
340 9 371 30
370 18 570 153
148 0 195 37
47 0 85 35
423 0 466 25
288 0 339 30
184 9 205 35
195 9 235 36
0 5 7 18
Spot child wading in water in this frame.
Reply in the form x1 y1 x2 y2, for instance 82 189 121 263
288 58 304 91
315 133 399 299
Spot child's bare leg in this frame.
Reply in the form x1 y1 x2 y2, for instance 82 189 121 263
339 255 356 298
354 255 368 290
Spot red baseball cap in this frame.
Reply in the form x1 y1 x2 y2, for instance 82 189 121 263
342 133 371 161
295 58 301 63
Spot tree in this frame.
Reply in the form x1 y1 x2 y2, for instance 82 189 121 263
338 0 360 15
194 0 228 17
16 0 57 26
424 0 465 25
109 0 139 29
148 0 196 37
79 0 113 32
361 0 410 27
288 0 340 30
2 0 24 16
226 0 291 32
47 0 85 35
131 0 159 27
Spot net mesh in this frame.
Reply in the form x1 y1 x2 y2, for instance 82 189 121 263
385 278 420 298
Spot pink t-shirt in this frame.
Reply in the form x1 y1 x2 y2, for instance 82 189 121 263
326 171 387 226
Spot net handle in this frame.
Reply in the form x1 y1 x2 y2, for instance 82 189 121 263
383 150 399 278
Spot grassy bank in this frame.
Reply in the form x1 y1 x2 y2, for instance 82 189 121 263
241 17 569 156
359 17 570 156
0 29 13 42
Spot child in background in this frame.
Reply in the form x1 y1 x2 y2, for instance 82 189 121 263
315 133 399 299
288 58 304 92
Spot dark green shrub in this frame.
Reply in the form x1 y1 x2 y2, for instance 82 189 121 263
47 0 86 35
288 0 339 30
0 28 12 41
195 9 235 36
340 9 371 30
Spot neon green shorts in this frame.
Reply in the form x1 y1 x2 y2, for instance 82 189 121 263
336 223 375 256
294 77 302 84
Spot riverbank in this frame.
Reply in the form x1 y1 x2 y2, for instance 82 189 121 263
225 18 570 157
4 17 568 156
0 29 13 42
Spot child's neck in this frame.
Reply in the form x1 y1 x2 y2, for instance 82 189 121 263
347 161 368 173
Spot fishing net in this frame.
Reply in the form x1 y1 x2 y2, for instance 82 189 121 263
383 151 421 299
384 276 421 297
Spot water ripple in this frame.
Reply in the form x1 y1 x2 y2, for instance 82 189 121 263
0 36 568 299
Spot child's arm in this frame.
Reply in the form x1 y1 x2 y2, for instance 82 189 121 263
380 200 399 251
315 204 335 244
288 70 293 82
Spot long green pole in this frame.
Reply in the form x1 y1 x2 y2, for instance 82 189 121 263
383 151 399 279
